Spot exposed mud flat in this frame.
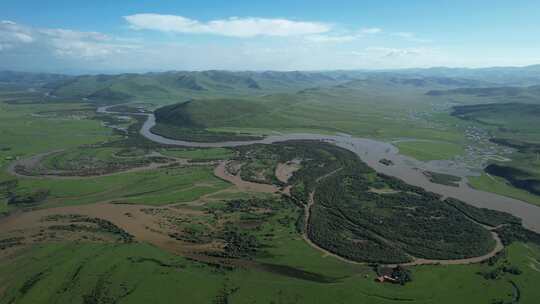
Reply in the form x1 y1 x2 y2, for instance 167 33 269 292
0 203 220 257
214 161 280 194
275 160 301 183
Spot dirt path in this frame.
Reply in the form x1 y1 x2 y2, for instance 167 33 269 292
399 230 504 266
300 167 368 265
301 168 506 267
301 192 366 265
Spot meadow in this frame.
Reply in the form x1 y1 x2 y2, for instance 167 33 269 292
2 73 540 304
1 228 538 303
0 100 111 166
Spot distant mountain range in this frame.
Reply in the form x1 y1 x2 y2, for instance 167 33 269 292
393 64 540 86
1 64 540 104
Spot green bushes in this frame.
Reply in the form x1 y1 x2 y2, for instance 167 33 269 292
151 123 260 143
313 167 494 262
237 141 500 263
445 198 521 227
495 224 540 246
221 228 261 258
424 171 461 187
44 214 134 242
7 189 50 205
486 164 540 196
0 236 24 250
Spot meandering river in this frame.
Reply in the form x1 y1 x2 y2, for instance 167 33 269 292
98 105 540 233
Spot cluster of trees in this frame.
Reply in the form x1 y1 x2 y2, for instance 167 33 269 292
423 171 461 187
220 197 290 214
221 228 261 258
0 236 24 250
231 141 540 265
495 224 540 246
204 197 295 258
378 159 393 166
376 266 413 285
236 141 370 201
485 164 540 196
308 204 411 263
152 123 259 143
46 215 134 243
445 198 521 227
480 264 522 280
312 166 495 262
240 141 501 263
7 189 50 206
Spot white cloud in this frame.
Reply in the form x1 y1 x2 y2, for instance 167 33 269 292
392 32 431 43
305 27 382 44
305 34 358 43
0 20 35 45
124 14 331 37
360 27 382 34
0 21 137 60
365 47 424 57
5 19 531 72
40 28 110 41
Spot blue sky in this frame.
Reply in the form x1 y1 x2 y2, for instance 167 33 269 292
1 0 539 73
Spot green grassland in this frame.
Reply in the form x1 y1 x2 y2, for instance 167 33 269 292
396 140 465 161
0 101 112 164
469 174 540 207
153 85 468 153
3 165 229 208
0 95 239 209
0 238 538 303
1 182 537 303
159 147 234 161
2 74 540 304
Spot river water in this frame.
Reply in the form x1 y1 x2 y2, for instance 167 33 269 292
98 105 540 233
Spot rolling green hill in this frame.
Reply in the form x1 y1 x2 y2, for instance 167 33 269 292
6 67 531 105
41 70 359 104
427 85 540 104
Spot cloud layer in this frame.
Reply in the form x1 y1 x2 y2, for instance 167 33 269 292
0 20 137 60
3 15 532 73
124 14 330 37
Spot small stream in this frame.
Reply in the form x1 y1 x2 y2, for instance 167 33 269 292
98 105 540 233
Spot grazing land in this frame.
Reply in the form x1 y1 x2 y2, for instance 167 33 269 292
2 69 540 303
395 140 465 161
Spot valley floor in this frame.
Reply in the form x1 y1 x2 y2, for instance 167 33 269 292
1 92 540 304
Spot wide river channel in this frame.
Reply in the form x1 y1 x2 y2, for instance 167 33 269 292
98 105 540 233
